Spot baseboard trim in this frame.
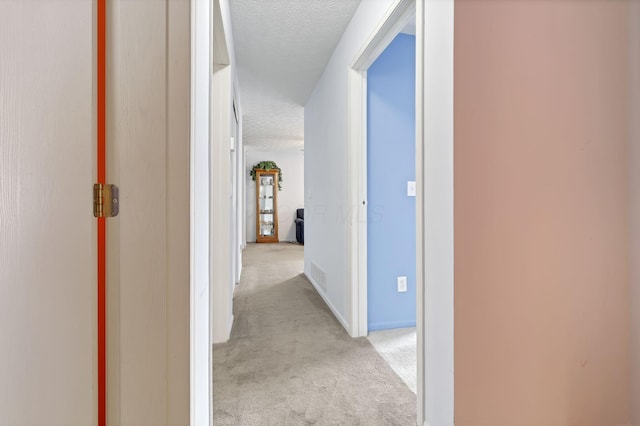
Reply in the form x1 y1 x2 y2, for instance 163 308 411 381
212 314 234 344
368 320 416 331
228 314 234 337
304 272 352 335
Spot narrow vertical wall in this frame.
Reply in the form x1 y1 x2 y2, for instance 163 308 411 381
235 102 245 281
211 64 232 344
210 0 241 344
629 1 640 423
454 1 630 424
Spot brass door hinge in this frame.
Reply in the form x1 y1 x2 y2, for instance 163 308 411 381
93 183 119 218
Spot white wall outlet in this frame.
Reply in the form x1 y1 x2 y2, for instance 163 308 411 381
407 181 416 197
397 276 407 292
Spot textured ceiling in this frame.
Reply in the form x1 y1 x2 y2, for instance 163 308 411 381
230 0 362 149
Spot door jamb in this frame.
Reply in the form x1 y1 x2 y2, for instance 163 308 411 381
418 1 455 423
347 0 416 418
189 0 213 424
347 0 455 425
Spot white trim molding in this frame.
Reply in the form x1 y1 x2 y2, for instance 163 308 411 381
347 0 416 340
305 273 352 335
419 0 454 424
347 0 455 425
347 66 368 338
190 0 212 424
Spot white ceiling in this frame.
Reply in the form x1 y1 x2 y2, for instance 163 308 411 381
230 0 362 150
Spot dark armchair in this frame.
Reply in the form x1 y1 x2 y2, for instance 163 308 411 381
295 208 304 244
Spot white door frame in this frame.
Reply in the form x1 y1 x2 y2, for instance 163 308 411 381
190 0 212 423
348 0 415 339
190 0 234 423
417 1 454 423
347 0 454 425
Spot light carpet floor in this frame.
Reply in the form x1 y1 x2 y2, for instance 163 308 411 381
213 243 416 425
367 328 417 394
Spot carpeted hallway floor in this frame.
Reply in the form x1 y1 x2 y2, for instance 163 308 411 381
213 243 416 425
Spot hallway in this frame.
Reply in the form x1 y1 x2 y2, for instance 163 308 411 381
212 243 415 425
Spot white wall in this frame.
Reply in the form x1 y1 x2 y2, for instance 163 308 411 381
246 149 305 243
234 90 245 283
630 1 640 423
210 63 232 346
305 0 398 330
210 0 242 345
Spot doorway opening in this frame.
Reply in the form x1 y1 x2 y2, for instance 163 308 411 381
365 21 418 396
191 0 454 425
348 0 454 424
347 0 419 421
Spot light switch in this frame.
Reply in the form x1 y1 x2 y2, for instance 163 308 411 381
397 276 407 293
407 181 416 197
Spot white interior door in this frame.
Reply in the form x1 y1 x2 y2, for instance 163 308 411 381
0 1 96 424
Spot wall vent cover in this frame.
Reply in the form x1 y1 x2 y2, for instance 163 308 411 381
310 262 327 292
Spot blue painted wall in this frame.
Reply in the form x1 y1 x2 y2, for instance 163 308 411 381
367 33 416 331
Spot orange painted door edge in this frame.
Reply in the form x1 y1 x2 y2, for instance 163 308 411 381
97 0 106 425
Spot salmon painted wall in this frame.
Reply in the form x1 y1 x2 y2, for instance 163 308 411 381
454 2 630 425
630 2 640 424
